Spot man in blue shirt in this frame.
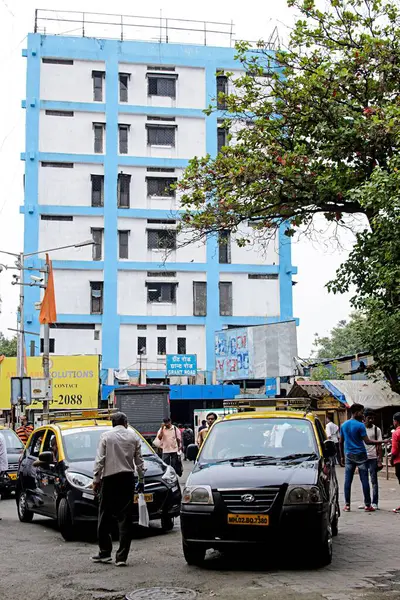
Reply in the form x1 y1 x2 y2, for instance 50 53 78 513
340 403 382 512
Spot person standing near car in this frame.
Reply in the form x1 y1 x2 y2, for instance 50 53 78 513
358 410 382 510
340 403 383 513
156 418 181 471
16 415 33 445
325 414 341 464
182 424 194 460
0 433 8 520
197 412 218 447
92 412 145 566
391 412 400 513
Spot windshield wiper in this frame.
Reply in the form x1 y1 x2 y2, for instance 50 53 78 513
278 453 318 461
215 454 277 464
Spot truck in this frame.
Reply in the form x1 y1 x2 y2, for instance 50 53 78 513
111 385 170 441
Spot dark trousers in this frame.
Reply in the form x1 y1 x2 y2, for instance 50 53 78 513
366 458 379 506
98 472 134 562
162 452 178 470
334 443 341 465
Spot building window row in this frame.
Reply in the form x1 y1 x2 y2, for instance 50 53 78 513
137 336 186 357
90 121 177 154
90 173 176 208
136 324 187 331
90 69 177 103
89 229 131 261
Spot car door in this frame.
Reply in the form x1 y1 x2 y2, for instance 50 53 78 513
314 418 335 518
36 429 59 518
20 428 47 511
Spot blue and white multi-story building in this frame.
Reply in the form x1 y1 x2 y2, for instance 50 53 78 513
22 12 296 385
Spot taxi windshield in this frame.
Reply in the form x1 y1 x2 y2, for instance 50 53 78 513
62 427 153 462
198 417 318 464
0 429 24 453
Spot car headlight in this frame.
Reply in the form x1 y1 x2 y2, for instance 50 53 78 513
66 471 93 490
162 465 178 487
182 485 214 505
284 485 322 505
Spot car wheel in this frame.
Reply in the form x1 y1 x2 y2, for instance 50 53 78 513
17 491 34 523
311 527 333 568
182 541 206 566
58 498 76 541
161 514 174 532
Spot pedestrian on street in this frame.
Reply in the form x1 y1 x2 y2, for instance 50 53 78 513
156 418 181 471
182 424 194 460
16 415 33 445
390 412 400 513
0 432 8 520
197 412 218 447
358 410 382 511
198 420 207 433
340 403 383 513
325 414 341 464
92 412 145 566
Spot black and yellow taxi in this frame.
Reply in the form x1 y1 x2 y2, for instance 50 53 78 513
182 410 339 568
16 411 181 540
0 425 25 497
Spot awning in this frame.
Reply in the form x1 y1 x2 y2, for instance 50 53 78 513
322 380 400 410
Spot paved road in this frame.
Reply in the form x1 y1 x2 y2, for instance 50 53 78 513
0 468 399 600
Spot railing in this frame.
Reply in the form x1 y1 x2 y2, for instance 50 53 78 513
34 9 235 47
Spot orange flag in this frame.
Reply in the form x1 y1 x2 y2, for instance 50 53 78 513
39 254 57 325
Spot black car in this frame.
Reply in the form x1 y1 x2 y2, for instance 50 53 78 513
181 411 339 568
16 418 182 540
0 427 25 497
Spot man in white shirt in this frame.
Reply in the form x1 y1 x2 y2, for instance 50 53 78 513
325 414 341 464
360 410 382 510
0 433 9 521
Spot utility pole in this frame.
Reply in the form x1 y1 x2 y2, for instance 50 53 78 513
42 261 51 422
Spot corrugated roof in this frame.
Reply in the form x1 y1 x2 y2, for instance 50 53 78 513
288 381 329 399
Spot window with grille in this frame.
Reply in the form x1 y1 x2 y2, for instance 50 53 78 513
42 58 74 65
91 174 104 207
118 173 131 208
147 229 176 250
40 215 73 221
157 324 167 330
147 271 176 277
218 230 231 264
148 76 176 98
157 337 167 355
146 177 176 197
177 337 186 355
248 273 279 280
137 337 147 355
93 123 105 153
219 281 233 316
40 338 55 353
193 281 207 316
147 282 177 303
147 219 176 224
137 324 147 330
91 229 103 261
119 73 130 102
45 110 74 117
216 74 228 109
92 70 105 102
41 162 74 168
217 127 228 153
119 124 129 154
177 324 187 331
147 167 175 173
90 282 103 314
147 125 176 147
118 230 129 259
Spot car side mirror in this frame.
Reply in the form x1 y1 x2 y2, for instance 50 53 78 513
186 444 199 462
38 451 54 464
323 440 336 458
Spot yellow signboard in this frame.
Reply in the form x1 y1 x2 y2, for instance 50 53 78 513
0 355 99 411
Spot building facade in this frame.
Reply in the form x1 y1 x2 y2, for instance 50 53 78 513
22 19 296 383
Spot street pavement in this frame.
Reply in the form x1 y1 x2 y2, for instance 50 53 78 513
0 466 399 600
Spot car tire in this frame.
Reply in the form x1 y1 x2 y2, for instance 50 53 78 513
311 527 333 568
58 498 76 541
17 491 34 523
161 514 174 532
182 541 206 566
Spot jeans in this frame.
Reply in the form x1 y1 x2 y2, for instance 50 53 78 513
366 458 379 506
98 472 134 562
344 453 371 507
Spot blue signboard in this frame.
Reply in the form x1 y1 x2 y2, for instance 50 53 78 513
265 378 278 397
166 354 197 377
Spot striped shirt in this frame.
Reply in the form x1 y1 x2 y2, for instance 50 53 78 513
16 425 33 445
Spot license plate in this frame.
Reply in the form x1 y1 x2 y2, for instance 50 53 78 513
134 493 153 503
8 473 17 481
228 513 269 526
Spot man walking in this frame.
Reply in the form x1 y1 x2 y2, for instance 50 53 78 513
358 410 382 510
340 403 382 512
16 415 33 445
92 412 145 566
325 414 340 464
156 418 181 471
0 432 8 520
391 412 400 513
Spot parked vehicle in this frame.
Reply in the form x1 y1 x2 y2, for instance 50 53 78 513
0 426 25 497
16 411 181 540
182 410 339 568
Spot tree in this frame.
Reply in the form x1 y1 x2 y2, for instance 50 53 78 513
313 313 367 359
178 0 400 243
310 362 345 381
0 333 17 357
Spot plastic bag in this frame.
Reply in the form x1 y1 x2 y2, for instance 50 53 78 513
138 493 149 527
